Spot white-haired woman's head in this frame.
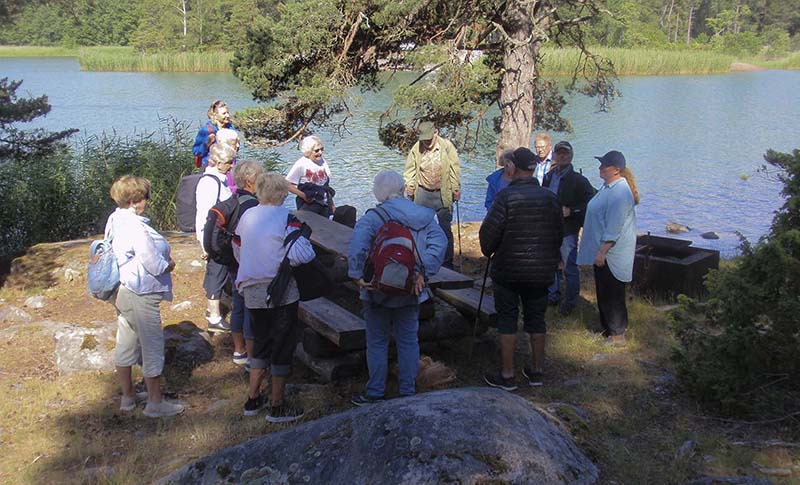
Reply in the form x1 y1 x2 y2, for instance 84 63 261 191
300 135 324 160
216 128 240 151
372 169 406 203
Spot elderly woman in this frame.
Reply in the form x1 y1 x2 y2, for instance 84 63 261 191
197 143 235 333
192 99 235 168
347 169 447 405
215 127 241 192
235 172 315 422
286 134 335 217
107 175 184 418
577 150 640 345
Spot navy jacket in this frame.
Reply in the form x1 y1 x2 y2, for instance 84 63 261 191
542 164 596 235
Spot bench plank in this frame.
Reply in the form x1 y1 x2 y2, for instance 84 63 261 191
292 209 474 289
433 287 496 326
298 298 366 351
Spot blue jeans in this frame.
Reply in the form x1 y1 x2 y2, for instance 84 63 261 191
548 233 579 308
229 277 253 340
363 303 420 398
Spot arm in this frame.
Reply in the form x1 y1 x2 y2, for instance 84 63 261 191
347 211 380 280
195 176 220 245
192 125 210 157
484 183 496 211
479 196 506 257
596 187 634 265
569 176 596 220
403 149 418 196
446 141 461 199
285 161 309 202
420 219 447 277
130 224 170 276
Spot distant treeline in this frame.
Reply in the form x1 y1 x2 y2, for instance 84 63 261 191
1 0 799 58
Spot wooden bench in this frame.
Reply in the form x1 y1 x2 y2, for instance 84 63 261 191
292 210 474 290
298 297 366 351
434 287 496 326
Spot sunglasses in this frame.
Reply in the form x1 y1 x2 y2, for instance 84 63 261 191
314 147 325 153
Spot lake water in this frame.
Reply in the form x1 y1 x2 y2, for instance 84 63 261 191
4 57 800 256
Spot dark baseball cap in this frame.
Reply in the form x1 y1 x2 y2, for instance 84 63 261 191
554 141 573 154
510 147 538 171
595 150 626 169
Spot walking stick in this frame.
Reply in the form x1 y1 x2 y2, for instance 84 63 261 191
455 200 463 273
468 255 492 360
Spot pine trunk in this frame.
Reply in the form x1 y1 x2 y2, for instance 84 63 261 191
495 0 547 163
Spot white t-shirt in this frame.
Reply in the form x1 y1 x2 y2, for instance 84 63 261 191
195 167 232 245
286 156 331 187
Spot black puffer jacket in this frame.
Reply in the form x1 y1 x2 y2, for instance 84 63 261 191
479 177 564 286
542 164 596 235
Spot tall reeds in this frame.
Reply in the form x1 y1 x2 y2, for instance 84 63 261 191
538 47 737 76
77 47 233 72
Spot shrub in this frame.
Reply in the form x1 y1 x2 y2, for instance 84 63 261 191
672 149 800 417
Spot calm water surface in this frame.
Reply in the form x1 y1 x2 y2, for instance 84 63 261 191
4 57 799 256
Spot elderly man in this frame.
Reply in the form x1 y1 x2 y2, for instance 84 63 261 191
403 121 461 269
533 133 553 184
348 169 447 405
543 141 597 315
480 147 563 390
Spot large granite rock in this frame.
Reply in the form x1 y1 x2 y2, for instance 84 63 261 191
54 323 116 375
160 387 598 484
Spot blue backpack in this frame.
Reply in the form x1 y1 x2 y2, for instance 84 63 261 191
88 228 120 301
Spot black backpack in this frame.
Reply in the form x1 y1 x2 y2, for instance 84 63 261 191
175 173 221 233
203 193 257 266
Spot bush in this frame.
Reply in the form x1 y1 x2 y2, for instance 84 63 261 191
672 149 800 417
0 120 197 259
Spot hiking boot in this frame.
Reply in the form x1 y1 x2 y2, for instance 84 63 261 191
243 394 267 416
233 351 248 365
522 367 544 387
604 335 626 346
143 400 185 418
484 371 518 391
351 394 386 406
119 391 148 412
266 403 304 423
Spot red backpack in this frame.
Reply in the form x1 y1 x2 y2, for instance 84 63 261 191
365 207 422 295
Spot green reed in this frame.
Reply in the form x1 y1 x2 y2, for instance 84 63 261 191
77 47 233 72
0 45 78 57
539 47 737 76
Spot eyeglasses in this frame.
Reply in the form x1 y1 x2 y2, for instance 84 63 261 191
534 145 548 150
314 147 324 153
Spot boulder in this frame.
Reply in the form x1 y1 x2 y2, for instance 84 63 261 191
163 321 214 371
159 387 598 484
24 296 46 308
666 222 691 233
0 306 32 324
54 324 116 375
700 232 720 240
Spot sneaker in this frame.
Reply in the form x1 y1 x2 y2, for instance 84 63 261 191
604 335 626 346
119 391 148 412
484 371 518 391
206 315 230 333
233 351 248 365
143 400 185 418
351 393 386 406
266 403 304 423
244 360 251 374
243 394 267 416
522 367 544 387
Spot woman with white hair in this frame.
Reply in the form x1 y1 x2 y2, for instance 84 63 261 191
347 169 447 405
215 127 241 192
286 134 336 217
196 143 235 333
235 172 315 422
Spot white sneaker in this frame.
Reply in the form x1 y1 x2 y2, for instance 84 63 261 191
143 400 185 418
119 391 149 412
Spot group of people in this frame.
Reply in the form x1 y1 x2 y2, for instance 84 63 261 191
103 99 639 421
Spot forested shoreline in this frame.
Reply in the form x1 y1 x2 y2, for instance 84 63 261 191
1 0 798 59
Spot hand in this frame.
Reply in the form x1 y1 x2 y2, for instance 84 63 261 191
562 206 571 218
201 251 208 261
356 278 374 291
165 258 176 273
453 190 461 202
206 133 216 147
594 251 606 267
412 273 425 296
406 185 415 196
558 261 564 272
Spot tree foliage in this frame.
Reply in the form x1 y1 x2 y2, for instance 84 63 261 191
672 148 800 417
231 0 618 153
0 78 77 163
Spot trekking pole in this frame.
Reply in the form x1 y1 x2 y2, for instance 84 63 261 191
468 254 492 360
455 200 463 274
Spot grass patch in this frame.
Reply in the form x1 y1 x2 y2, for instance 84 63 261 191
0 45 78 57
76 46 233 72
751 51 800 70
539 47 737 76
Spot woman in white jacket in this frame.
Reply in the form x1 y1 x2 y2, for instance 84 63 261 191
107 175 183 418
